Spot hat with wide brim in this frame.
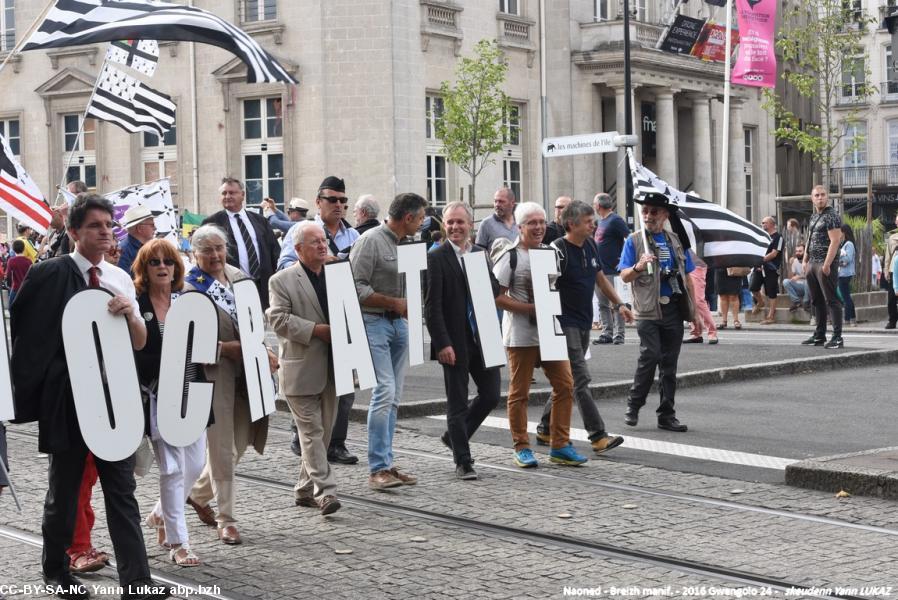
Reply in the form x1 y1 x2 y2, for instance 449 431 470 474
633 192 672 208
121 204 154 229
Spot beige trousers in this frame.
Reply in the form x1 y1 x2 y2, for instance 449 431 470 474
287 378 338 500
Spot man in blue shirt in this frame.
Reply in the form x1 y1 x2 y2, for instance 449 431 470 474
619 193 699 432
535 201 633 454
592 192 630 345
117 204 156 274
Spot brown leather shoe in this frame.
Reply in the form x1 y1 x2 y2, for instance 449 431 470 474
318 495 342 516
218 525 242 545
368 469 403 490
389 467 417 486
186 497 216 527
295 493 317 508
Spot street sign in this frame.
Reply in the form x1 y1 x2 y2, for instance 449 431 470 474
541 131 619 158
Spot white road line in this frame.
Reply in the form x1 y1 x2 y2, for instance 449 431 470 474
427 415 798 470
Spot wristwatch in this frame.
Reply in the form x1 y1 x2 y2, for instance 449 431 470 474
614 302 631 311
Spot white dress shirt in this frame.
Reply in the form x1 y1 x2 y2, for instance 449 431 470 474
225 208 261 276
70 250 141 319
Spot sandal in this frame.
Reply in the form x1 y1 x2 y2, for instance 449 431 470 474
69 548 108 573
734 321 742 330
145 513 166 547
717 322 728 329
169 545 201 567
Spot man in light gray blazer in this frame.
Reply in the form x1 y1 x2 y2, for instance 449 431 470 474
267 221 341 516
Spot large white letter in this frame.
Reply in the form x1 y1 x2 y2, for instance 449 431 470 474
233 279 276 422
157 292 219 447
529 248 568 361
462 252 506 368
0 303 12 421
398 242 427 367
62 289 144 461
325 261 376 396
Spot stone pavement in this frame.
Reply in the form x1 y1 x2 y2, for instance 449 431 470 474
1 411 897 599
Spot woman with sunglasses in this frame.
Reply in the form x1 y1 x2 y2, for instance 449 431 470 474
133 239 207 567
182 225 275 546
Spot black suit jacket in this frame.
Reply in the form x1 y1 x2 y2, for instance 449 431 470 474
203 209 280 308
424 243 500 365
9 256 89 453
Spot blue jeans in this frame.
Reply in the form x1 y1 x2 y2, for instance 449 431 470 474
363 314 409 473
839 276 855 322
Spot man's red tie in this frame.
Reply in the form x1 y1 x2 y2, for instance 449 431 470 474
88 266 100 288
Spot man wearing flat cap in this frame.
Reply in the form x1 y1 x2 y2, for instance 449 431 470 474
117 204 156 275
263 197 311 235
277 176 361 466
618 192 700 433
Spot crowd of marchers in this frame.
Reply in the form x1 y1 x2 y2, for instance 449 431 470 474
0 176 851 600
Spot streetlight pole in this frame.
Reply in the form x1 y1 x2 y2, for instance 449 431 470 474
623 0 634 226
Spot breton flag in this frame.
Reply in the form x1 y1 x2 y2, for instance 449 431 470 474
0 134 53 235
628 151 770 268
21 0 297 85
86 64 176 137
108 178 178 244
107 39 159 77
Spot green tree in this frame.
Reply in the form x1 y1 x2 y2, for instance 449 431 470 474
762 0 875 190
437 39 510 205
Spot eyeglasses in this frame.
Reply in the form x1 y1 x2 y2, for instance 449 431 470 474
148 258 177 267
319 195 348 204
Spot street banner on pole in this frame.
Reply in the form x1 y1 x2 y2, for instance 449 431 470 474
691 22 739 62
659 15 707 55
732 0 778 88
541 131 619 158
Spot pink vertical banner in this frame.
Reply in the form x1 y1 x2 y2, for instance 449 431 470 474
732 0 778 88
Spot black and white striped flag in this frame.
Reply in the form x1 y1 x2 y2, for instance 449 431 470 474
22 0 297 85
87 64 176 137
628 151 771 268
107 39 159 77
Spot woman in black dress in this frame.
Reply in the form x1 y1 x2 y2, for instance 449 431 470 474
715 267 744 329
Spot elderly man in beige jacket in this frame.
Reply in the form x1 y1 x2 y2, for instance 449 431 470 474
267 221 341 516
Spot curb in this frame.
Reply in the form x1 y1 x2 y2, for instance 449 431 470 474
784 446 898 500
277 348 898 423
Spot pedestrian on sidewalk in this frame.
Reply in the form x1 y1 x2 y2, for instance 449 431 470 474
801 185 844 349
715 267 743 329
619 193 700 433
749 216 784 325
592 192 630 345
268 221 343 515
683 249 718 344
838 224 856 327
493 202 587 468
535 201 632 455
351 192 428 490
783 245 810 310
883 214 898 329
425 202 502 481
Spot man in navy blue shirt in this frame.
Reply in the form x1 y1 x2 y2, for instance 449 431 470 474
593 193 630 345
619 193 699 432
536 201 633 454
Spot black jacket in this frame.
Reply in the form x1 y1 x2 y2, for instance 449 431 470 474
10 256 90 452
203 209 280 309
424 243 500 365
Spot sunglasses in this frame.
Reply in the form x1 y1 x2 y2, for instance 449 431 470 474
319 195 348 204
148 258 177 267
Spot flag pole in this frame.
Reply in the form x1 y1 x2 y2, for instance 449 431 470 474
719 0 734 209
0 458 21 512
56 53 111 205
627 149 654 276
0 0 56 79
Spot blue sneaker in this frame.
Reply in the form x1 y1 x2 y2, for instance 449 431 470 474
513 448 538 468
549 443 588 466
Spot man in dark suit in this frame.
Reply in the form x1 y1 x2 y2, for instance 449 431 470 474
10 194 168 600
425 201 501 480
202 177 280 309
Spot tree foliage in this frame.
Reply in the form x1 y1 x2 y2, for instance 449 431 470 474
761 0 875 188
437 39 510 204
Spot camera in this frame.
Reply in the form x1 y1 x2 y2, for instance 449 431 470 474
662 267 684 297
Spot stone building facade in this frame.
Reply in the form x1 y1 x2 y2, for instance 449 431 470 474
0 0 781 227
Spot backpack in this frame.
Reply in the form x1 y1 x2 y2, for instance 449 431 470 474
489 237 519 290
550 236 599 278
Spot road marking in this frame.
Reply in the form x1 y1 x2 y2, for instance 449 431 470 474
427 415 798 470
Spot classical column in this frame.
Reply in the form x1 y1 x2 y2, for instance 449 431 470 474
727 98 746 213
655 90 677 187
689 93 713 200
572 79 597 201
613 84 638 221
